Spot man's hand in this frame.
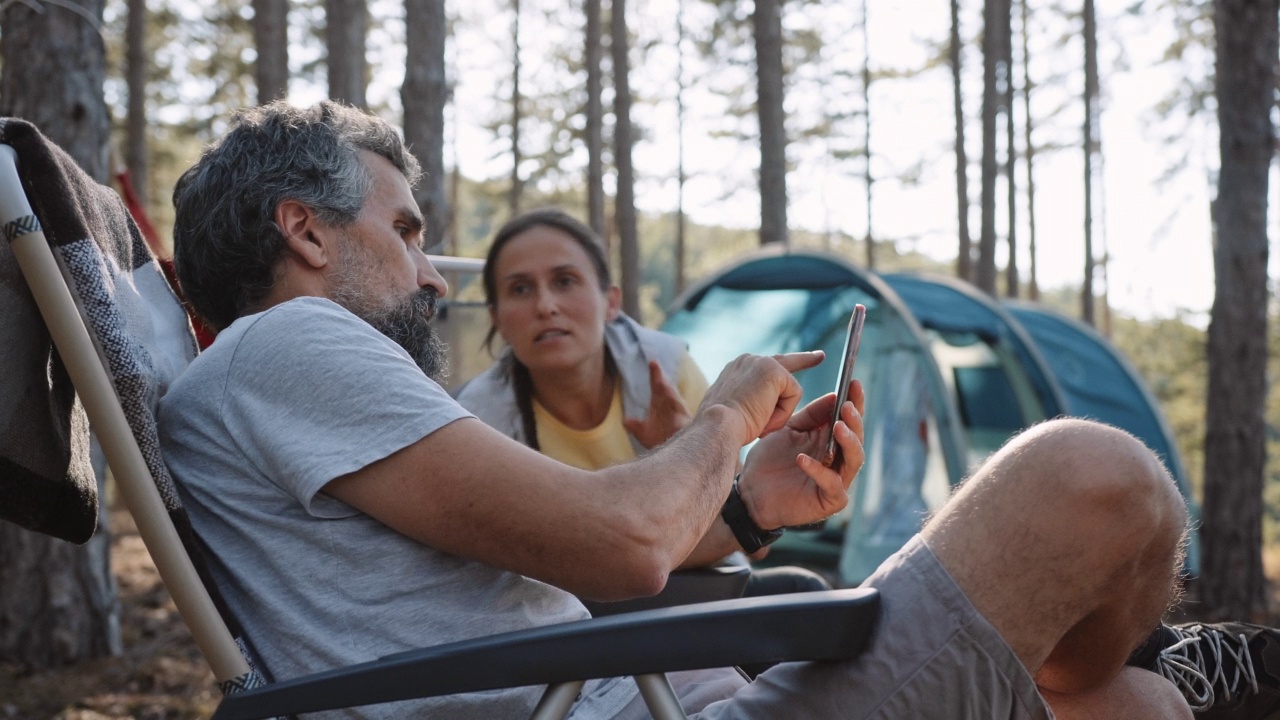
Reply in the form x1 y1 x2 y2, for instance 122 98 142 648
697 351 824 446
623 361 693 449
737 380 866 531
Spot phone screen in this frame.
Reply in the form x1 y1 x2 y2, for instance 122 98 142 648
823 304 866 467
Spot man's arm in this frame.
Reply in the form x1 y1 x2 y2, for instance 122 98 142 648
324 352 818 602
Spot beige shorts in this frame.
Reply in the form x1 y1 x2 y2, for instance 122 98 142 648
615 535 1052 720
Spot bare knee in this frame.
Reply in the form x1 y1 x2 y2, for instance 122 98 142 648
965 418 1189 600
943 418 1188 548
1041 666 1193 720
1014 419 1187 544
923 419 1190 673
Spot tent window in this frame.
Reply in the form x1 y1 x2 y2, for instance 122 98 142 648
953 366 1023 433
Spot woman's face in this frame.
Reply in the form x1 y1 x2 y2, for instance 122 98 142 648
489 224 620 374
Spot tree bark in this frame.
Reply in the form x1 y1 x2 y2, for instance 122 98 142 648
125 0 147 207
1081 0 1098 324
509 0 523 216
612 0 641 319
1020 0 1039 300
951 0 972 281
253 0 290 104
1003 0 1018 297
1200 0 1276 622
326 0 367 108
585 0 606 239
0 0 121 668
753 0 788 247
975 0 1006 294
1 2 110 181
403 0 449 253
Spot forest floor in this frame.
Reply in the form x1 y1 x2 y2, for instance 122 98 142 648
0 503 218 720
5 499 1280 719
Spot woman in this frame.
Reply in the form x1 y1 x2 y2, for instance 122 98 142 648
457 209 831 614
457 208 705 468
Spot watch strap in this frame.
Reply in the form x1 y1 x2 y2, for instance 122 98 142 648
720 475 783 554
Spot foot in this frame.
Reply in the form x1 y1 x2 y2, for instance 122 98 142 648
1145 622 1280 719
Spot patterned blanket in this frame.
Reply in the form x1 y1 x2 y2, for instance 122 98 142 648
0 118 195 544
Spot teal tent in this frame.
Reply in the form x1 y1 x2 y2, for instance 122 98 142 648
662 250 968 584
662 253 1199 582
881 272 1066 468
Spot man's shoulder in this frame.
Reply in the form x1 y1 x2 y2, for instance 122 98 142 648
217 297 387 357
238 296 362 336
165 299 373 400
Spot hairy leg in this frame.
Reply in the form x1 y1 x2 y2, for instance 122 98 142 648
921 418 1189 693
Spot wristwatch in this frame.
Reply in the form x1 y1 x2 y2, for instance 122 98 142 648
720 475 784 554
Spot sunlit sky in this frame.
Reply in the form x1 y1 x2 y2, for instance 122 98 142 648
292 0 1263 323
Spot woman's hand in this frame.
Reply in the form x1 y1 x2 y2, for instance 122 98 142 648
624 361 694 449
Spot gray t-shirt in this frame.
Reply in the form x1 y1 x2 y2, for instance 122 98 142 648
158 297 637 718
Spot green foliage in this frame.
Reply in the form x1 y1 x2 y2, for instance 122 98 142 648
104 0 258 245
1110 312 1208 498
1265 302 1280 546
1106 302 1280 549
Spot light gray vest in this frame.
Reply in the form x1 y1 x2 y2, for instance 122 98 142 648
456 314 689 455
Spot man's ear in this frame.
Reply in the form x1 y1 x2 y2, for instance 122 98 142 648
275 199 333 270
605 284 622 322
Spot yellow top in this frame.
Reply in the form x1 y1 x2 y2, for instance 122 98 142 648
533 352 709 470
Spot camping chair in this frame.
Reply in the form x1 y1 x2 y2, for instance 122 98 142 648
0 119 880 720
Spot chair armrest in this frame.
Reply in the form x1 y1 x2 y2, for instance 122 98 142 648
213 588 879 720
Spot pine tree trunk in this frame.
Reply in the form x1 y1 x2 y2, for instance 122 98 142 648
0 0 121 668
1200 0 1276 622
403 0 449 252
754 0 788 247
612 0 641 319
975 0 1005 294
951 0 972 281
585 0 606 239
0 497 119 667
509 0 523 216
326 0 367 108
125 0 148 207
253 0 289 103
1021 0 1039 301
1003 0 1018 298
1081 0 1098 324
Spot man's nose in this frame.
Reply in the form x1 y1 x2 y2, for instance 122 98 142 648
417 252 449 298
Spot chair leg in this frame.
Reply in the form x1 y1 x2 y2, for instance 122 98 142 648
530 680 585 720
635 673 688 720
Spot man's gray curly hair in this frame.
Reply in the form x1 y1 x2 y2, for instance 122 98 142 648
172 100 421 330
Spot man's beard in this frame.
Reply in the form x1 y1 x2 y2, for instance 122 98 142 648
360 287 449 383
330 241 449 382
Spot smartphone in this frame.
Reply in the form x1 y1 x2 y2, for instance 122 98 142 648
823 304 866 468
